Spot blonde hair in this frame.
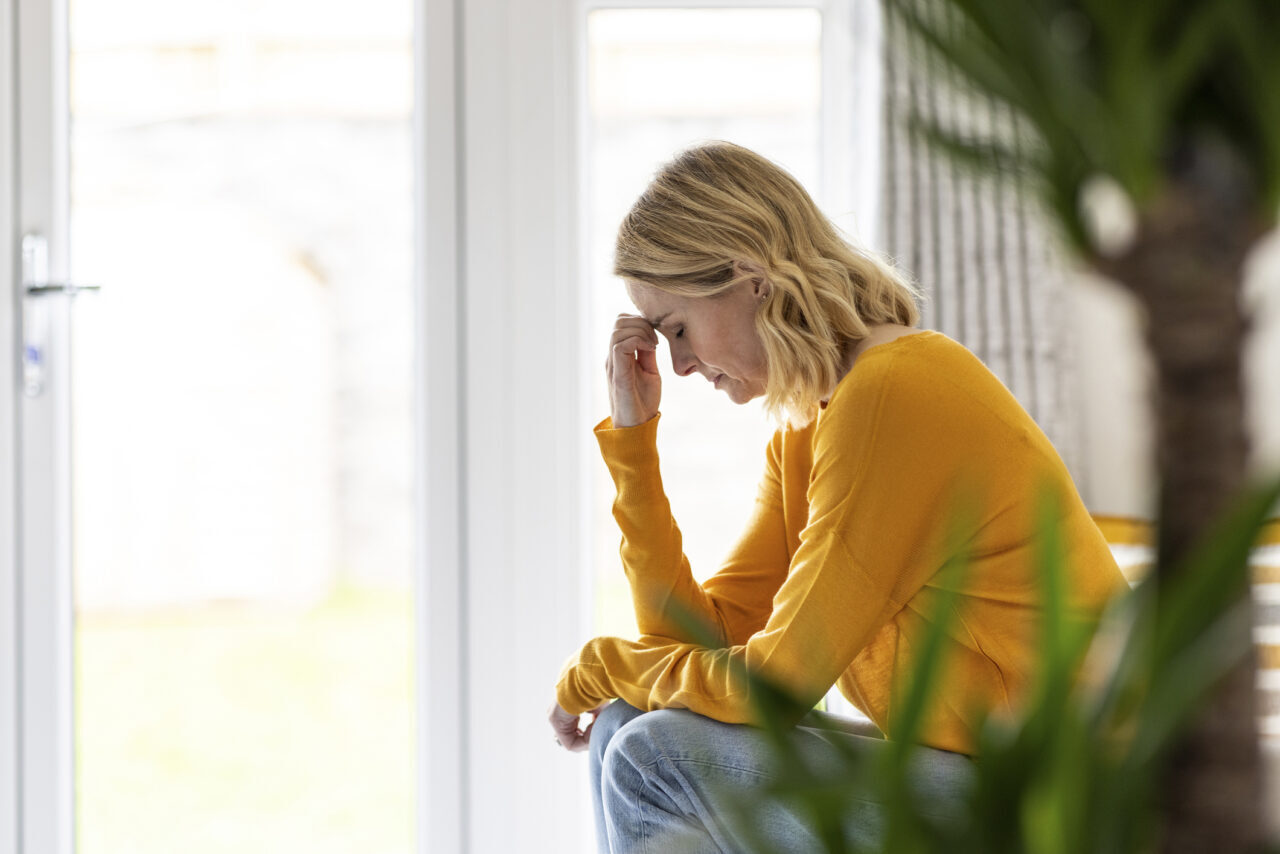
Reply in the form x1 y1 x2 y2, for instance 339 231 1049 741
614 141 922 426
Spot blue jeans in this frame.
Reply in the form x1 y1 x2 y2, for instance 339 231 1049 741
588 700 972 853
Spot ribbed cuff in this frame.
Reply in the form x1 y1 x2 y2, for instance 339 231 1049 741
594 413 663 500
555 641 609 715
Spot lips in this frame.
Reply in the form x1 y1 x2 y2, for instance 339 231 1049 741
713 373 725 389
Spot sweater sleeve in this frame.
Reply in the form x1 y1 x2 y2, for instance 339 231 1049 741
559 352 971 720
594 415 792 648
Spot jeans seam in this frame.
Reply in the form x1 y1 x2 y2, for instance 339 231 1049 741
635 756 771 781
639 755 963 826
623 753 654 854
640 754 772 853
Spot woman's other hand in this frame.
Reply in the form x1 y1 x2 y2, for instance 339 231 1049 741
549 700 605 752
607 314 661 428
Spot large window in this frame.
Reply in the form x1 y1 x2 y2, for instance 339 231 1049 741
585 7 824 638
68 1 415 850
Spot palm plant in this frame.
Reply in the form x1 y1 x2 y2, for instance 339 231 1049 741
723 480 1280 854
883 0 1280 848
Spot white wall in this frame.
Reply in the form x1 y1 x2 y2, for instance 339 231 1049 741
1070 229 1280 518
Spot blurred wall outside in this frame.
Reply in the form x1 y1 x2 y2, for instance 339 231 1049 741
69 0 413 610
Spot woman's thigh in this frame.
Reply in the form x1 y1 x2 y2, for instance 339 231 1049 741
596 702 971 853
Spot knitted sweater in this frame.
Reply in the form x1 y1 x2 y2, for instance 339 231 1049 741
556 330 1127 754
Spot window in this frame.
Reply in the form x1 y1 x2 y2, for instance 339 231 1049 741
585 7 824 638
68 1 416 850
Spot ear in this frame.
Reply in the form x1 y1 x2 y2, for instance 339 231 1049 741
733 260 771 301
737 261 773 303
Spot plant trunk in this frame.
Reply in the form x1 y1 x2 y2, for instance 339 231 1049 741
1101 172 1265 853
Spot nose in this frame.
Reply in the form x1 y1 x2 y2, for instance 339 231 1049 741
668 338 699 378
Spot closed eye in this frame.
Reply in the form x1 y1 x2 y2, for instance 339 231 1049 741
673 327 684 339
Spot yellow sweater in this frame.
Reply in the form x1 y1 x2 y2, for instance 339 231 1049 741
557 330 1127 754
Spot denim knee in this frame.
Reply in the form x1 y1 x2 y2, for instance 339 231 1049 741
599 710 748 854
600 708 707 782
590 700 645 769
598 711 688 822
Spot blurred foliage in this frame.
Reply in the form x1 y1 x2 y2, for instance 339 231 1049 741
696 478 1280 853
885 0 1280 252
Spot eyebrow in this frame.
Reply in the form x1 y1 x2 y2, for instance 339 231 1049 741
645 312 672 329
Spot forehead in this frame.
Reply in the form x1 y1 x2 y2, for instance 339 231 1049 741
625 281 690 325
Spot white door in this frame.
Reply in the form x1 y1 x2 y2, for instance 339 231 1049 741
6 0 595 850
5 0 421 851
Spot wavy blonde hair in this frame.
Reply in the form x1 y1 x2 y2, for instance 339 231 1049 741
614 141 922 426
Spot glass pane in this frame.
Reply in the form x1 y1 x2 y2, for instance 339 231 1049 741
586 9 823 637
68 2 415 851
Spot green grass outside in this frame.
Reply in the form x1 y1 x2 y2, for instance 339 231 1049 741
74 585 415 854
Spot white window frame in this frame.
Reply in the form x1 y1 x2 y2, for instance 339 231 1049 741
418 0 592 851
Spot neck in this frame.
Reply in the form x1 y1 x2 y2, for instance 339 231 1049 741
820 337 863 405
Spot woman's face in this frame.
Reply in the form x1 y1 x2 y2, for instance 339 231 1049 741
625 276 769 405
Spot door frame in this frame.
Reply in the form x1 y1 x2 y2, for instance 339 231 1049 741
3 0 76 850
417 0 592 850
1 0 21 846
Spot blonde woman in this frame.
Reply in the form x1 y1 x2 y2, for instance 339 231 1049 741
549 142 1126 853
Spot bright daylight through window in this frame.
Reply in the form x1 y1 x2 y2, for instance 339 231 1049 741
586 8 823 638
67 0 416 850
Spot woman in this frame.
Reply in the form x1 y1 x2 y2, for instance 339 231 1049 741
549 141 1127 853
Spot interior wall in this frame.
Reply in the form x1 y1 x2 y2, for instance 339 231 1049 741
1070 229 1280 518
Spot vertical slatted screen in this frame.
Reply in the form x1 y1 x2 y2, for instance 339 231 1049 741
878 1 1085 486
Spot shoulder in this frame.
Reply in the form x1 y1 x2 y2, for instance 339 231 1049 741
822 331 980 417
814 330 1027 452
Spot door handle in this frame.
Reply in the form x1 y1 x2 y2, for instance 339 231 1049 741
25 283 102 297
22 233 100 295
21 233 99 398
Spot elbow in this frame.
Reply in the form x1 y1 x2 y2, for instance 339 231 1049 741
746 671 817 733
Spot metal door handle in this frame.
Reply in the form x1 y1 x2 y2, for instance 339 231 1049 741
21 233 100 398
25 283 102 297
22 234 100 295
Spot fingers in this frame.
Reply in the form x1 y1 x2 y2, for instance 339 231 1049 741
609 336 658 380
548 700 615 753
562 730 590 752
608 317 659 362
548 701 592 753
553 721 590 752
612 312 656 338
607 315 658 361
576 702 610 749
606 315 663 428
